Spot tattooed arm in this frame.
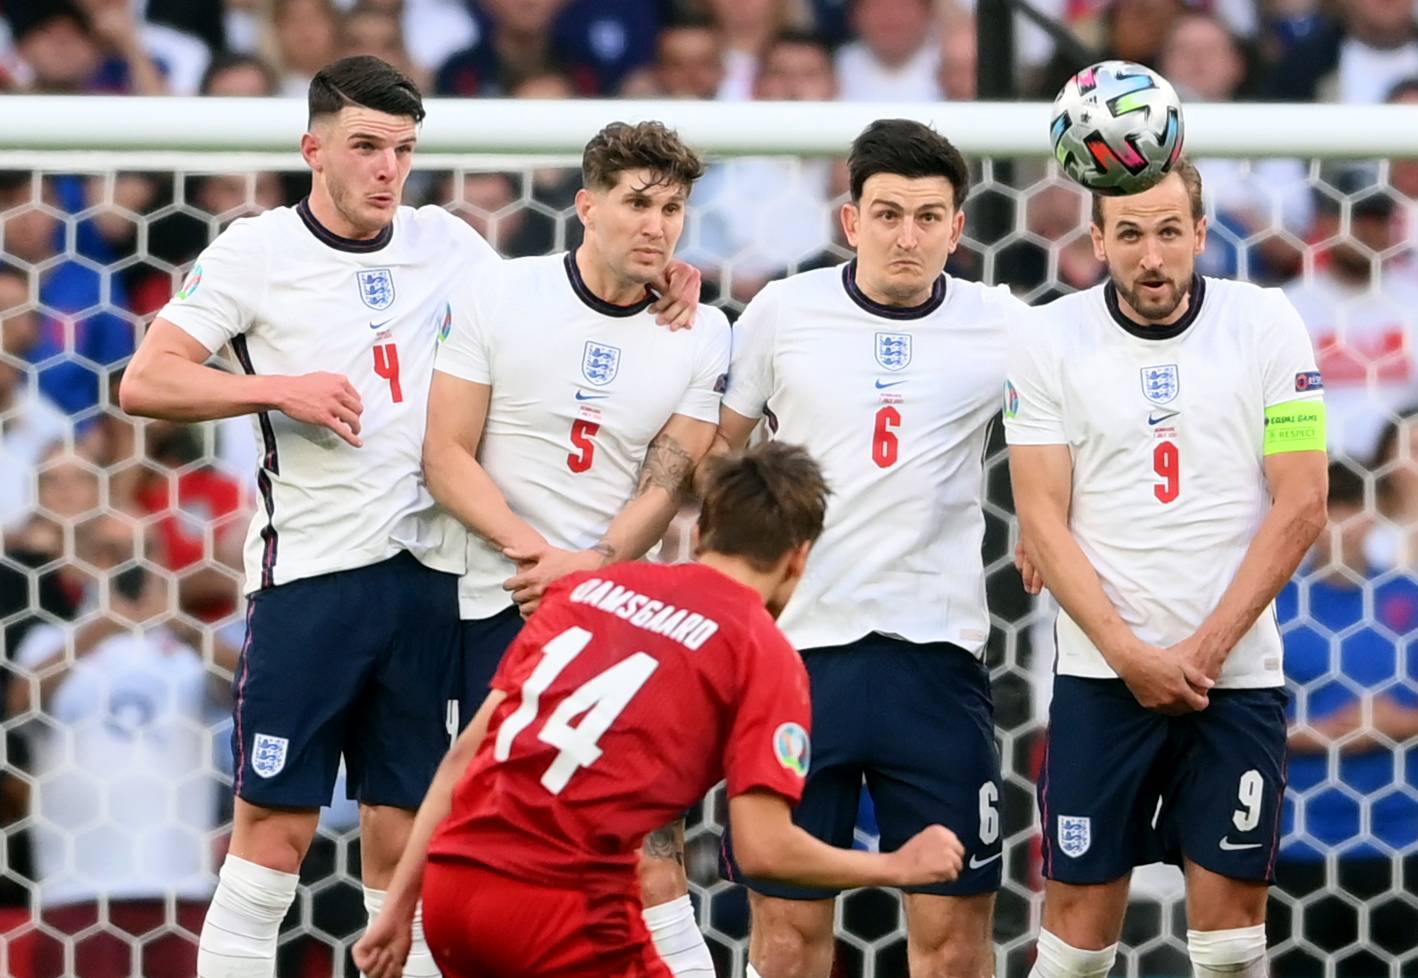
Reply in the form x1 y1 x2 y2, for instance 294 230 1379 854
502 413 717 615
638 818 690 907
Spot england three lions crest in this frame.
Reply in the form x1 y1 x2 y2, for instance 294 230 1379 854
1140 364 1179 405
582 341 621 386
1058 815 1091 858
252 733 289 779
876 332 912 371
357 268 396 311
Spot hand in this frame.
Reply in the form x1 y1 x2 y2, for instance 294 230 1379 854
1167 631 1228 685
1015 543 1044 596
1116 644 1213 715
888 825 965 886
502 545 608 617
352 910 411 978
276 372 364 447
650 260 700 331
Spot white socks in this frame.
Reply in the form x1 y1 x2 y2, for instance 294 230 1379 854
1188 925 1268 978
196 854 299 978
363 886 441 978
643 893 715 978
1029 929 1119 978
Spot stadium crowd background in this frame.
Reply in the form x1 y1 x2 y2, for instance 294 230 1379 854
0 0 1416 975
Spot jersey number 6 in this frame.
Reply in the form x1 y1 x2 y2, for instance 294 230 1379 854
873 406 901 468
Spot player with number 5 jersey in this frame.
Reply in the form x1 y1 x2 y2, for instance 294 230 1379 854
714 120 1027 978
1006 160 1327 978
354 445 966 978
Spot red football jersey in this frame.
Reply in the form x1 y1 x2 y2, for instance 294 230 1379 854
428 562 812 888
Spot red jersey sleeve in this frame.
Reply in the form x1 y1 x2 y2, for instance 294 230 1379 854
723 613 812 803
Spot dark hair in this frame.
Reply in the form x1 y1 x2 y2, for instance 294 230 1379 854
662 13 720 33
1327 461 1365 509
848 119 970 207
696 442 829 571
1091 156 1205 229
12 3 90 43
308 55 425 126
111 565 150 603
767 29 832 55
200 52 280 96
581 121 705 194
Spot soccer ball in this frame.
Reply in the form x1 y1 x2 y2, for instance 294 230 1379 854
1049 61 1185 197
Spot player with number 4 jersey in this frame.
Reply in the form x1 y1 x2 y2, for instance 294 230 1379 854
354 445 966 978
714 120 1026 978
1007 161 1327 978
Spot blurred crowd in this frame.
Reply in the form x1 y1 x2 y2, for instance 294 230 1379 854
0 0 1417 975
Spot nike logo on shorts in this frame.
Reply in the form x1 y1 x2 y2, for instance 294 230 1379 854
1218 837 1263 851
968 851 1003 869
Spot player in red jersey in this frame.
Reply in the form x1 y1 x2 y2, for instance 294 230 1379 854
354 442 965 978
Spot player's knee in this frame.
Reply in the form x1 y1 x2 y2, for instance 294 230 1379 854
750 900 834 978
1187 925 1268 978
1030 929 1118 978
231 804 318 874
638 851 688 907
910 933 993 978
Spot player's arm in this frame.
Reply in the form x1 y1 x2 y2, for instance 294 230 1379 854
353 689 507 978
119 319 365 445
729 790 963 889
1010 444 1211 712
1174 446 1327 678
422 370 548 555
503 413 716 612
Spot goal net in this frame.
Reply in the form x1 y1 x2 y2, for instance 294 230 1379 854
0 99 1415 978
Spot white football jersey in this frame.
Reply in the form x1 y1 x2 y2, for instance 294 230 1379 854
435 252 731 619
18 625 214 905
723 262 1023 654
158 201 497 593
1005 276 1324 688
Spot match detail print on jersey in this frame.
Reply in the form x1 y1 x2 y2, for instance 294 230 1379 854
1263 399 1326 455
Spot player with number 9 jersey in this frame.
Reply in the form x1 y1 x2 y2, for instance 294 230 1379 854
353 445 968 978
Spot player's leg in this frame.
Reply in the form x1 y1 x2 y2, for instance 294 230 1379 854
724 643 870 978
639 819 716 978
353 553 464 978
201 570 379 978
1174 687 1289 978
864 638 1000 978
1028 676 1174 978
457 604 524 730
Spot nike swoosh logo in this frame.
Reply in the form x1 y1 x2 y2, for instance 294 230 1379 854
574 391 608 401
968 852 1002 869
1218 838 1263 851
875 379 906 389
369 319 393 330
1148 410 1180 425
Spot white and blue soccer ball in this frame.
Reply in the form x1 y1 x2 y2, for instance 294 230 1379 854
1049 60 1185 197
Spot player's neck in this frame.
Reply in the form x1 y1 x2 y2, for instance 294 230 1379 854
695 553 778 607
306 187 383 242
853 266 934 309
573 244 653 307
1117 289 1191 328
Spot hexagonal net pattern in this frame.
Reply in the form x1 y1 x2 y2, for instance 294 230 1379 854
0 153 1415 978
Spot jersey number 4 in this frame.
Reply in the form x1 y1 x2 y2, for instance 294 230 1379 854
373 343 402 403
494 626 658 794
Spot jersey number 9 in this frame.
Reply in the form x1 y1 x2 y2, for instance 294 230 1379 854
1153 441 1179 504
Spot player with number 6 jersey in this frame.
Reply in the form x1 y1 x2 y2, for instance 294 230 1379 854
714 120 1026 978
1006 160 1328 978
354 444 966 978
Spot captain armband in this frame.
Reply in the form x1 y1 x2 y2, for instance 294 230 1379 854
1263 400 1326 455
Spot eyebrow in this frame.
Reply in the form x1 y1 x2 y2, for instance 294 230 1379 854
347 131 417 144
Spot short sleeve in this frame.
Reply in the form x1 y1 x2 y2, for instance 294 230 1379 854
723 618 812 803
156 218 267 353
672 308 732 424
721 285 780 421
1003 311 1066 445
1260 290 1324 408
434 270 495 384
438 207 502 267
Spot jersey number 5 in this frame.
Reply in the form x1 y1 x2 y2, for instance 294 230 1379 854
494 626 659 794
1153 441 1179 503
568 419 600 473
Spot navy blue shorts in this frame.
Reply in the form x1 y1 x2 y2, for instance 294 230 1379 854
721 634 1003 899
1039 677 1289 885
458 604 524 730
232 551 460 809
